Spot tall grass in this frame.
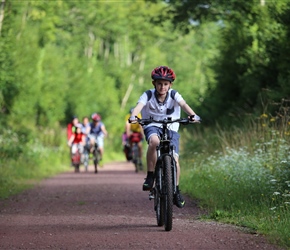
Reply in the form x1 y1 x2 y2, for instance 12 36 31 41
0 128 68 199
0 127 126 199
180 110 290 248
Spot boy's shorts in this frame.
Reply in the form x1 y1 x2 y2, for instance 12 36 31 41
88 134 104 148
144 126 180 155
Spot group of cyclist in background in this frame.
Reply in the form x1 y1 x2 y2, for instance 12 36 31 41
66 108 144 173
66 113 108 173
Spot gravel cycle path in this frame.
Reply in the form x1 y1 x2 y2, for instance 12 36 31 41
0 162 284 250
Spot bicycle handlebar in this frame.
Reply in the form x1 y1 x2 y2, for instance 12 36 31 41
131 117 197 126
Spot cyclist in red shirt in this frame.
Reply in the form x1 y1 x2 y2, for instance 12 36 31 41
67 124 86 159
67 116 79 140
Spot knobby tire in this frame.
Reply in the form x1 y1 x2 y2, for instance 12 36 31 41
163 155 173 231
155 167 164 227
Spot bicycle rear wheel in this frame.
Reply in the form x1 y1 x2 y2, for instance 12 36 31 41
163 155 173 231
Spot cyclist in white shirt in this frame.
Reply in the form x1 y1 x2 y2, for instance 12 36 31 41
129 66 200 208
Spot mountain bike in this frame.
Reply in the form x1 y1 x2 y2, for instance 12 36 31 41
92 142 101 173
71 144 82 173
135 117 193 231
82 143 90 172
130 132 143 173
131 142 143 172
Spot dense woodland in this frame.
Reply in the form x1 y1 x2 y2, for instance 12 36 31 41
1 0 289 137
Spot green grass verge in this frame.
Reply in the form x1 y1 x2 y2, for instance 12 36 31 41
179 120 290 249
0 148 68 199
0 128 126 199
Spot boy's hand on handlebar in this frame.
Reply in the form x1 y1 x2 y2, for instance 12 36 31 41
189 114 201 123
128 116 138 124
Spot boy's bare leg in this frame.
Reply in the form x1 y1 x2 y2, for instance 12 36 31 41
146 135 159 172
175 155 180 185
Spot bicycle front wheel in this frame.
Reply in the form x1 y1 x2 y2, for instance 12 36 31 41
132 144 139 172
154 167 164 226
93 148 101 174
163 155 173 231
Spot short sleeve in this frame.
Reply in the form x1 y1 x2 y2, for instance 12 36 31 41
172 91 184 103
138 91 149 105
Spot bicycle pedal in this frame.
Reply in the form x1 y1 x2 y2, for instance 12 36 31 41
149 191 155 200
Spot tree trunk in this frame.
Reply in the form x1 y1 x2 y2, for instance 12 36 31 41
121 74 135 110
0 0 5 36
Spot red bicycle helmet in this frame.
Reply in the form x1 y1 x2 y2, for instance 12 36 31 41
151 66 176 82
91 113 101 121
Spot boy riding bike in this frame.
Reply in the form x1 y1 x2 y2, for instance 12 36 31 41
129 66 200 208
88 113 108 161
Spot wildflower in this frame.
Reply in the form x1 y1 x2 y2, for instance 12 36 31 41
270 206 276 210
270 118 275 122
262 124 266 127
260 114 268 118
273 192 281 195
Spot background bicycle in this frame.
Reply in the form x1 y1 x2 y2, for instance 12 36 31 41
92 142 101 173
130 132 143 172
82 144 90 172
71 143 82 173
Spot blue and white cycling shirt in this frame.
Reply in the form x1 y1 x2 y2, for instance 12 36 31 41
90 122 104 136
138 89 184 132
